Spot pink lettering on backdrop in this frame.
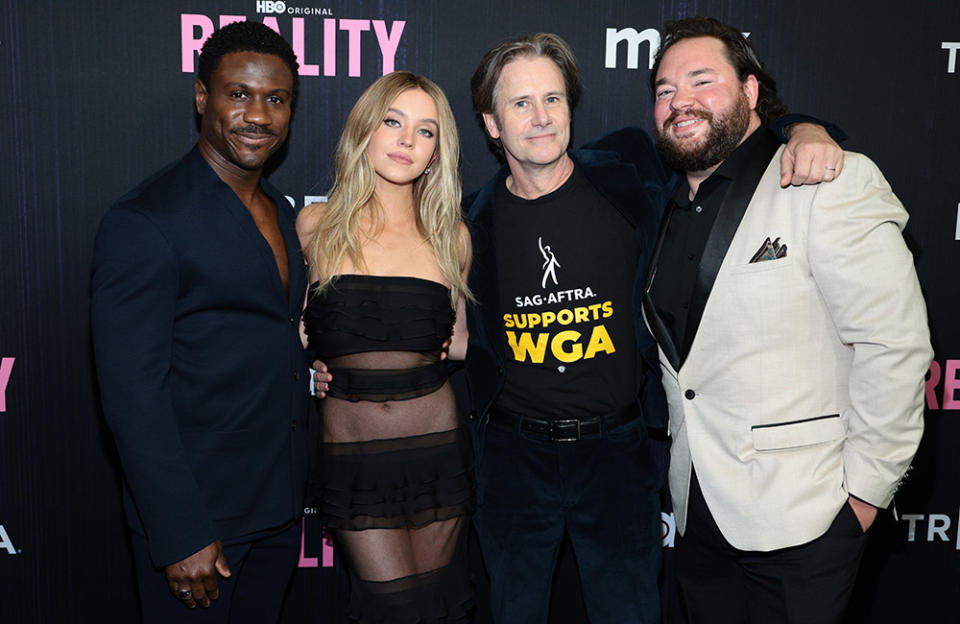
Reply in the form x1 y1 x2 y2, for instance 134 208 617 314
926 361 941 410
339 19 370 77
324 18 337 76
925 360 960 410
323 532 334 567
292 18 319 76
373 20 405 75
181 16 407 76
943 360 960 409
181 15 214 72
0 357 14 413
298 517 335 568
298 518 317 568
220 15 245 28
180 15 246 72
262 16 280 33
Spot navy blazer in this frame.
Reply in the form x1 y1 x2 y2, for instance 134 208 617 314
91 147 309 567
464 127 676 429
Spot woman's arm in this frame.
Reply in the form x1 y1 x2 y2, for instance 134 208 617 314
447 222 472 361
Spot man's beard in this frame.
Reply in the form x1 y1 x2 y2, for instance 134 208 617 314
656 94 751 173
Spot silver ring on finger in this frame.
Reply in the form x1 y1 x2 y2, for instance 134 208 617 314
177 588 192 599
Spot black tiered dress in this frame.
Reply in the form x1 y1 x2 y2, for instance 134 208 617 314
303 274 474 623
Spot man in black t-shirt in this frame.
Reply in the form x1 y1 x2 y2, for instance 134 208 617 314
463 32 843 624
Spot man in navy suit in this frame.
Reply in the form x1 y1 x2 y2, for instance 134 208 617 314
91 22 308 623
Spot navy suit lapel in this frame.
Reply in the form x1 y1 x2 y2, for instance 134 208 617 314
221 187 286 301
263 181 307 316
192 149 297 311
679 129 781 365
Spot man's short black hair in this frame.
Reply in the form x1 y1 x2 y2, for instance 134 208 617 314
197 21 300 100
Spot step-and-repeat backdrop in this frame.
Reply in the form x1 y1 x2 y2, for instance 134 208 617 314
1 1 957 621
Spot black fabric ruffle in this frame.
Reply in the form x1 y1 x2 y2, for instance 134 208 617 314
327 362 447 403
312 428 474 531
304 275 455 359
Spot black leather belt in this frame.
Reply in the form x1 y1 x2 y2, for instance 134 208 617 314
489 405 640 442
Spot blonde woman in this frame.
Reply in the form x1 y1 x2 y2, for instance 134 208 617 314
297 72 473 622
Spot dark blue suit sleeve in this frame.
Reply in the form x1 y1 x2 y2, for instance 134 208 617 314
767 114 848 143
91 207 216 567
640 334 668 430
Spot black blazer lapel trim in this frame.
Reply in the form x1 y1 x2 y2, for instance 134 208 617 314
680 129 781 366
643 201 682 371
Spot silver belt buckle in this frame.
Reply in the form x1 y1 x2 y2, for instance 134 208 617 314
551 418 581 442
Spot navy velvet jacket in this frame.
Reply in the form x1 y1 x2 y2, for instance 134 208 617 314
464 127 676 429
91 148 309 567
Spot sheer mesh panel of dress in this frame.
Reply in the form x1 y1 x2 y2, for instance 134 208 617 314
344 536 473 623
304 274 474 623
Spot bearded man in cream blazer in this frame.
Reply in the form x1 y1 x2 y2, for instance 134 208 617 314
642 17 932 624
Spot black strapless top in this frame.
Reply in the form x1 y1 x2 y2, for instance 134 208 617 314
303 275 455 402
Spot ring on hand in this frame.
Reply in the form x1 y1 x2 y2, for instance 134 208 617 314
177 588 192 599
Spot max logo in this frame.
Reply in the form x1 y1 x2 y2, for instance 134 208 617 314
0 358 14 413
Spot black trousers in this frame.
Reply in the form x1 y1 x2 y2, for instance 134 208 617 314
131 519 300 624
673 471 868 624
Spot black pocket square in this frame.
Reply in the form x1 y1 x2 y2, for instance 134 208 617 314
749 236 787 263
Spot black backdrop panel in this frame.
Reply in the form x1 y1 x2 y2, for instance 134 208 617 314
1 1 957 621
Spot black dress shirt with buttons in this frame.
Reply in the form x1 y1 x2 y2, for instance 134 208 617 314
649 128 770 351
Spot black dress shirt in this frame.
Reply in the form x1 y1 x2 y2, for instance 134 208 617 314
649 128 772 351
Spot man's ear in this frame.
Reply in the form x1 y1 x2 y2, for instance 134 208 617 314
744 74 759 111
482 111 501 140
195 79 208 115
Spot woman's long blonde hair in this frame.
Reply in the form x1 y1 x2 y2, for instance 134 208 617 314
306 71 471 307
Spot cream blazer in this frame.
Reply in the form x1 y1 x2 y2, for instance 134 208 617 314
646 146 931 551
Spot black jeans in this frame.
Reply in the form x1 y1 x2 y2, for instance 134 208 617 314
472 414 662 624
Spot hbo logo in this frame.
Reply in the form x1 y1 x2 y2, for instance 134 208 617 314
256 0 286 14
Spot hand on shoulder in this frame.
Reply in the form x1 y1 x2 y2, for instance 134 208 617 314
780 123 845 187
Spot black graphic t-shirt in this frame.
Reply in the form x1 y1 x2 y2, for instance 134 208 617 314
493 165 639 419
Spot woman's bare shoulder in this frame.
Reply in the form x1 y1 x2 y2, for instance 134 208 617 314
296 202 327 246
